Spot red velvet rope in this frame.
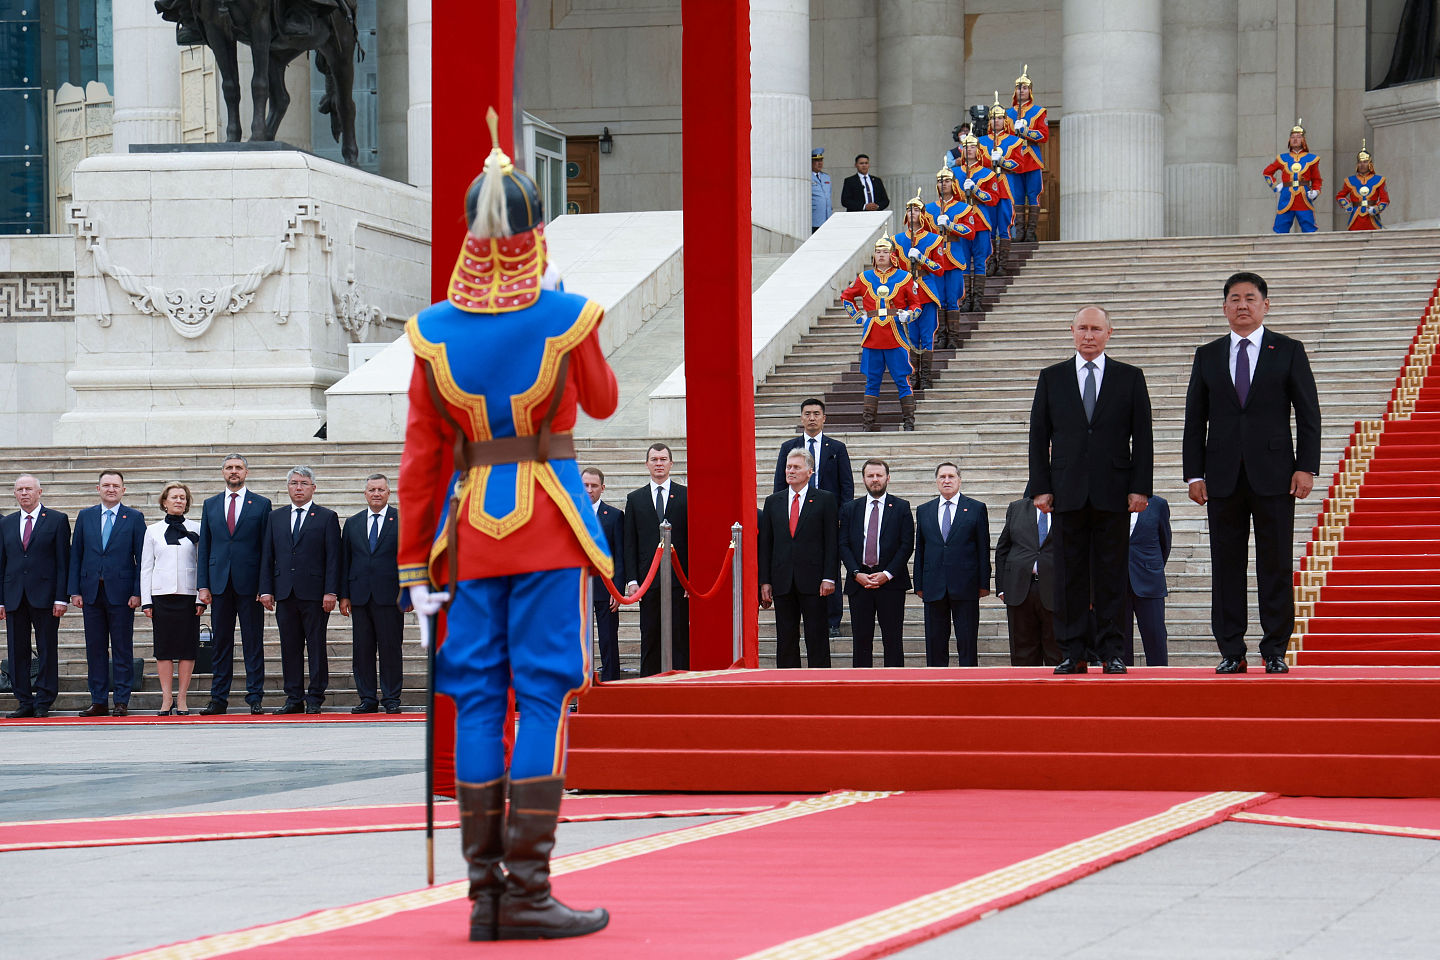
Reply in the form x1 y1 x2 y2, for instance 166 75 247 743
670 542 736 600
598 545 663 606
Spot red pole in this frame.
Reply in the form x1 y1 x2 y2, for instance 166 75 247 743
682 1 757 668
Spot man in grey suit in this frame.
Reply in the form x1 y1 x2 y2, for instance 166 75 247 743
1124 493 1172 666
993 495 1061 666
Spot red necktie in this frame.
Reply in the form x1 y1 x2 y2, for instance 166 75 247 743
21 515 32 550
789 492 800 536
226 493 238 534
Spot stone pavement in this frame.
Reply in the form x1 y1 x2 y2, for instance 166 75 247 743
2 725 1436 960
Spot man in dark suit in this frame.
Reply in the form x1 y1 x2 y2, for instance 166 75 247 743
1 475 70 718
994 495 1061 666
913 462 990 666
260 466 341 713
623 443 689 676
339 474 404 714
67 470 145 716
196 453 273 714
773 398 853 634
1029 306 1154 675
1124 493 1172 666
582 467 625 682
838 458 913 667
760 449 839 667
1184 271 1320 674
840 154 891 212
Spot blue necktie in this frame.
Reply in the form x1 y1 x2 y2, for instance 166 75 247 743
808 438 818 490
1037 509 1048 545
101 509 114 550
940 501 953 540
369 514 380 553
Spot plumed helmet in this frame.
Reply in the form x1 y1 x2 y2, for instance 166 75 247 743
989 91 1007 119
464 107 544 239
1290 117 1305 135
1015 63 1032 87
936 167 957 182
905 188 926 210
959 134 980 148
1356 138 1372 163
874 236 895 253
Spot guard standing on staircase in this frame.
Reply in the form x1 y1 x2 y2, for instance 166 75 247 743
979 93 1022 276
1336 140 1389 231
841 238 923 432
891 193 946 390
924 168 970 349
952 138 1001 313
1006 64 1049 243
1263 120 1323 234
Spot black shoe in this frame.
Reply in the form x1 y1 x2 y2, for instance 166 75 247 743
77 703 109 718
112 703 128 717
351 702 379 714
384 704 402 715
1215 658 1248 674
1053 658 1088 674
273 702 304 715
174 709 190 716
1102 658 1128 675
6 706 36 719
249 702 264 715
199 700 228 715
1264 658 1290 674
304 703 322 714
34 707 49 717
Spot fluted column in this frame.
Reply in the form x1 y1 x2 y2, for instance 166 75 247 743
408 0 433 191
111 2 182 150
1060 0 1164 240
750 0 810 242
1162 0 1238 236
877 0 965 210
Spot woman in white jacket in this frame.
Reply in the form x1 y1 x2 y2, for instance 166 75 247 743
141 482 206 715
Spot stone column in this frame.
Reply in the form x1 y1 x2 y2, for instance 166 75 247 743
408 0 433 191
110 3 182 150
1162 0 1238 236
379 0 411 183
750 0 810 243
877 0 966 211
1060 0 1165 240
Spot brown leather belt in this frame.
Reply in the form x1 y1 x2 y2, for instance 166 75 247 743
464 433 575 467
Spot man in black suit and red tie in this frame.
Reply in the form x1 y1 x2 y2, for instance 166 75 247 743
196 453 272 715
1184 272 1320 674
838 458 913 666
623 443 689 676
1029 306 1154 675
260 466 341 713
913 462 990 667
773 398 853 635
582 467 625 681
760 449 839 667
339 474 404 714
1 474 70 718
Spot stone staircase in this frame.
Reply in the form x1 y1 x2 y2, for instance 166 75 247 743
7 229 1439 711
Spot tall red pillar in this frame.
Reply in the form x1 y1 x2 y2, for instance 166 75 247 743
681 1 758 668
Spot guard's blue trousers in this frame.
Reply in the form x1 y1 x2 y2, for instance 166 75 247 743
1273 209 1317 233
908 302 939 350
1009 169 1043 205
993 198 1013 239
438 566 592 783
940 268 963 310
952 232 992 276
862 346 913 398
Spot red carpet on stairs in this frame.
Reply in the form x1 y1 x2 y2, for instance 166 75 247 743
1231 796 1440 840
107 789 1266 960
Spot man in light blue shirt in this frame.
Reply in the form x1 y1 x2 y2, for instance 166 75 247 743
811 147 833 232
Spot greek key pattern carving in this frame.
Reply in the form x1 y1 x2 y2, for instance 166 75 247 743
0 274 77 322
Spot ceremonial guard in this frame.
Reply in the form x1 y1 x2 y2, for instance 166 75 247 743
1006 64 1049 242
951 137 1002 312
398 110 615 942
891 193 946 389
1336 140 1389 231
841 238 923 432
978 93 1022 276
923 167 970 346
1263 119 1323 234
811 147 833 232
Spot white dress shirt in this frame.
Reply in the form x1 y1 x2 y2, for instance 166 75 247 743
140 518 202 603
1074 351 1107 395
289 500 313 534
801 432 825 484
648 480 672 516
860 173 874 204
1229 326 1265 383
937 494 963 536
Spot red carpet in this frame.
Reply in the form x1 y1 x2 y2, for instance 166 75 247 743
0 713 425 726
0 795 798 853
106 789 1265 960
1231 796 1440 840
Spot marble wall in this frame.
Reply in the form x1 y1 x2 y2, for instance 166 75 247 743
0 237 78 446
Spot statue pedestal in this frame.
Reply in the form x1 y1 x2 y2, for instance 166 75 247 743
55 150 431 446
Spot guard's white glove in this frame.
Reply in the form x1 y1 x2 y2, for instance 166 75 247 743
908 247 920 259
895 309 913 324
989 148 1002 161
1271 181 1281 193
410 584 451 649
1306 189 1319 201
963 179 976 191
1015 119 1028 132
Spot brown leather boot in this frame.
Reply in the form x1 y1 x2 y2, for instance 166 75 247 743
861 395 880 432
1026 204 1041 242
921 350 934 388
995 237 1010 275
900 394 917 431
459 777 508 942
973 274 988 312
497 776 609 940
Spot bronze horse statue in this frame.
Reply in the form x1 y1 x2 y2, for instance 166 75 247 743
155 0 362 166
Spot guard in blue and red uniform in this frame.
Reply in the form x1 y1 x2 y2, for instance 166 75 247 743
398 109 614 943
891 193 946 389
923 168 971 348
1262 119 1323 234
1006 64 1049 243
841 238 923 432
979 93 1021 276
952 139 1001 312
1336 139 1389 231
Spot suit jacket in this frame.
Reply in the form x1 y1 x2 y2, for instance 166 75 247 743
339 507 400 606
623 482 689 588
838 494 913 593
773 434 854 504
591 502 625 593
67 503 146 603
758 487 839 594
0 508 71 610
1128 494 1172 598
259 503 341 602
1029 356 1154 513
993 497 1055 610
840 172 891 212
913 495 990 600
1182 329 1321 498
196 489 273 595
